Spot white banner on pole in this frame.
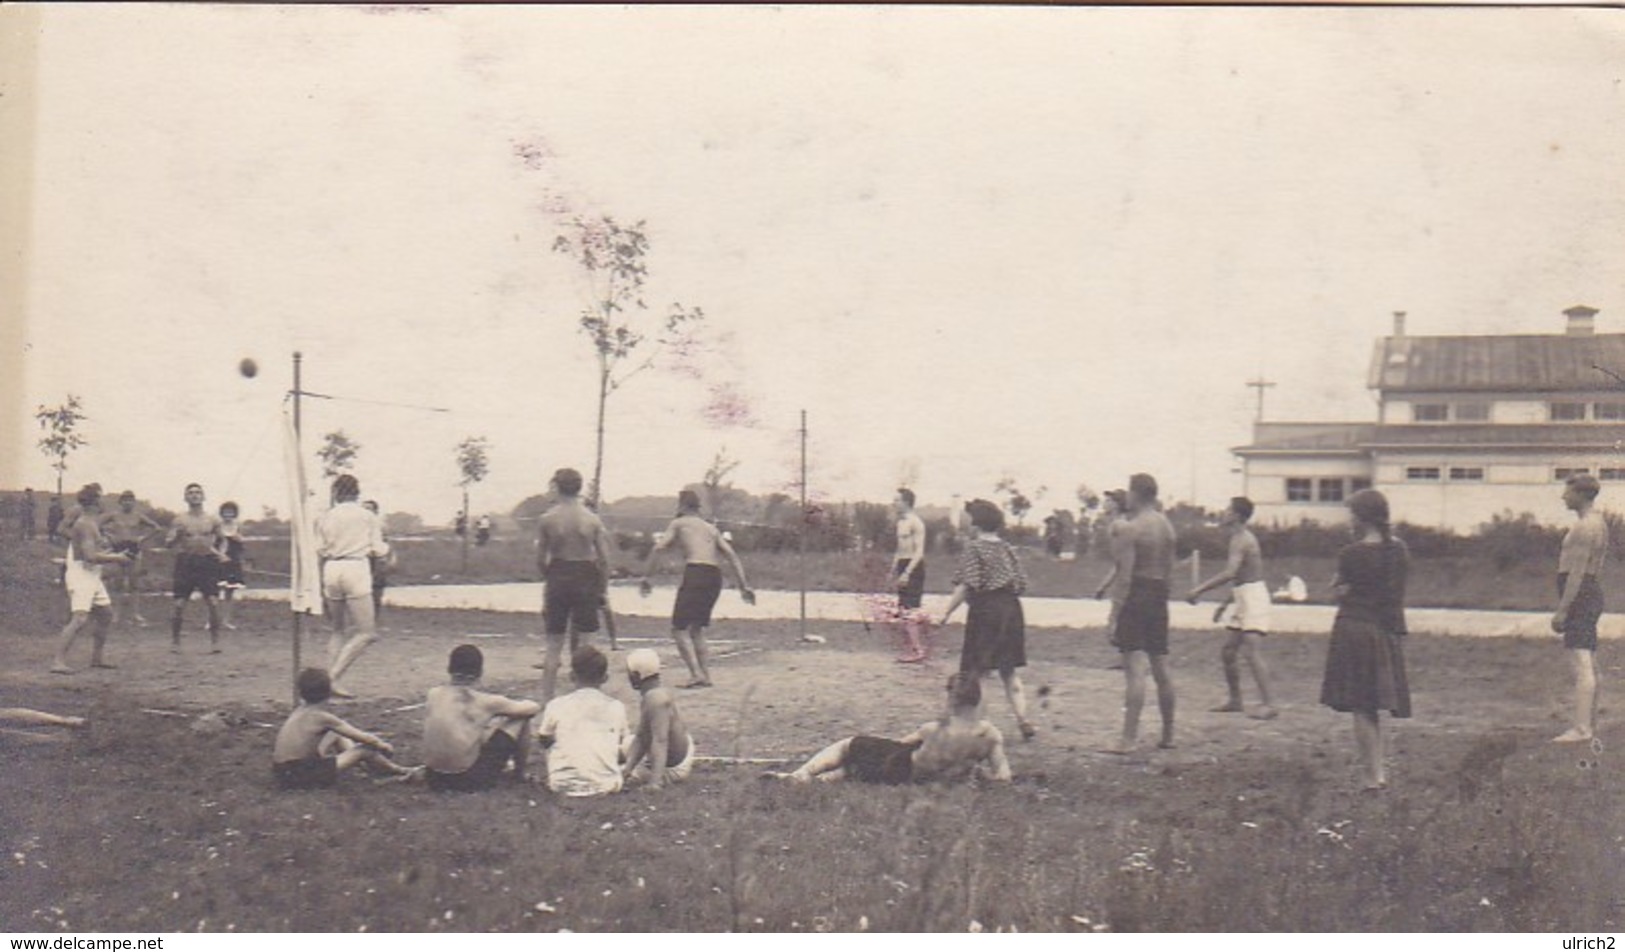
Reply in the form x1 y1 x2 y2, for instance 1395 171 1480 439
282 405 323 616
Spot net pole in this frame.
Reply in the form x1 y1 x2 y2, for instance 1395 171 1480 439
799 409 807 642
291 351 303 705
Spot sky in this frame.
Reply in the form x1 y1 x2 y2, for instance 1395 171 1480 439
5 4 1624 523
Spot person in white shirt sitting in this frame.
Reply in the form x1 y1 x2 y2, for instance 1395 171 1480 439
537 646 628 797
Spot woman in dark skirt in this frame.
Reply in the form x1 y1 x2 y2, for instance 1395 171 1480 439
1321 488 1411 790
938 498 1036 740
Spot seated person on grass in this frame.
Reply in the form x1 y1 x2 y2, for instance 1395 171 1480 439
620 648 695 790
272 668 416 789
537 645 628 797
423 644 540 792
769 673 1012 785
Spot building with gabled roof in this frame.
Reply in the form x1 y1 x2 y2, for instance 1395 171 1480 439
1234 307 1625 530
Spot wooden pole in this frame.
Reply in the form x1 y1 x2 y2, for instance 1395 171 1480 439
799 410 807 642
291 351 303 705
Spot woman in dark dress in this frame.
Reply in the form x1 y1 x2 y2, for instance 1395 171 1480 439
1321 489 1411 790
937 499 1036 740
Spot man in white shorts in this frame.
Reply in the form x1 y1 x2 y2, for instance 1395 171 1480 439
316 475 389 698
1186 496 1277 720
51 484 130 674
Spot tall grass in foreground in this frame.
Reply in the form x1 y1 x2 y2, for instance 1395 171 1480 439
4 684 1620 932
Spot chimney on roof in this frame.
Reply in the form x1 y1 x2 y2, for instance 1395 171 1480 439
1392 311 1406 338
1565 305 1598 336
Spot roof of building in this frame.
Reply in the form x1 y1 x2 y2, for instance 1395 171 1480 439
1367 333 1625 393
1236 422 1625 455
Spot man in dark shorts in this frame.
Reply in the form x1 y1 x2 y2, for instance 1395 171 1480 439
770 674 1011 784
102 490 162 627
422 645 539 791
536 468 612 704
893 487 929 661
1552 474 1607 744
1106 473 1177 753
166 482 227 653
639 489 754 689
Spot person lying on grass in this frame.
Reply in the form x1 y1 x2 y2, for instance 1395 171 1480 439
620 649 694 790
272 668 417 790
768 673 1012 785
422 644 540 792
537 645 628 797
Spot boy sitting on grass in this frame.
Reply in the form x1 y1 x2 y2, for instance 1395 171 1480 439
422 644 540 792
769 673 1012 785
272 668 417 789
620 649 694 790
537 645 628 797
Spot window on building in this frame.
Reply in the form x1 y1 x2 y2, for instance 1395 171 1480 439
1412 403 1449 423
1448 467 1485 481
1317 478 1345 502
1594 402 1625 421
1350 478 1373 493
1406 466 1441 481
1285 478 1313 502
1453 402 1491 422
1555 467 1592 481
1550 402 1588 422
1600 468 1625 481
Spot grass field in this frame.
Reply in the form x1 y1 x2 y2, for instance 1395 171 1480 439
3 539 1623 932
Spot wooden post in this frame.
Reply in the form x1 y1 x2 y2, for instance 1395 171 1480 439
291 351 303 706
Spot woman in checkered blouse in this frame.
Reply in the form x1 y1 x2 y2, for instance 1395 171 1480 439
937 498 1036 741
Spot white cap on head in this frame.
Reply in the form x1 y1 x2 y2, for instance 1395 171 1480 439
626 648 661 680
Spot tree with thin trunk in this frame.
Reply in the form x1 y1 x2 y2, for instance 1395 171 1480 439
553 215 703 507
455 436 491 575
35 395 88 501
701 446 741 521
316 430 361 480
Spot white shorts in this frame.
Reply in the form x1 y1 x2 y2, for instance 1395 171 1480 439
628 733 695 784
66 562 111 614
322 559 373 601
1223 580 1272 635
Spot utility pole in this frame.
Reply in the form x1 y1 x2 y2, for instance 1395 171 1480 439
290 352 304 705
1246 376 1276 423
798 410 807 643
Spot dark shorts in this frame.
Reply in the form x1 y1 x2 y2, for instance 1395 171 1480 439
173 553 219 600
1559 573 1604 651
673 563 724 630
894 559 926 610
1114 578 1170 656
543 561 602 637
109 541 140 559
273 756 338 790
844 735 921 785
426 731 517 792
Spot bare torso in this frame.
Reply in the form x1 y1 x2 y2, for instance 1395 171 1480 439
1125 509 1176 582
170 510 223 557
896 512 926 563
908 716 1002 781
1230 529 1264 586
634 685 691 766
665 515 722 566
1560 510 1608 577
422 684 533 772
539 501 606 564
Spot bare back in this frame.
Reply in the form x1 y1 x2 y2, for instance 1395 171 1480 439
539 500 608 564
664 514 723 566
1126 509 1176 582
273 706 342 762
634 685 691 766
1230 528 1264 586
422 683 537 772
908 716 1009 781
1560 510 1609 578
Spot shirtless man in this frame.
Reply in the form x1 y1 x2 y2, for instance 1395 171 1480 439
167 483 228 653
1107 473 1177 753
638 489 755 689
101 490 162 626
273 667 415 789
1552 474 1607 744
1187 496 1277 720
770 673 1012 784
536 468 613 703
422 645 540 791
316 475 389 697
893 488 929 662
50 484 130 674
1091 489 1130 671
620 649 694 790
